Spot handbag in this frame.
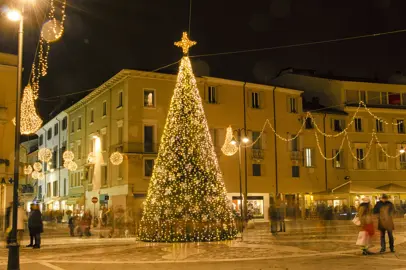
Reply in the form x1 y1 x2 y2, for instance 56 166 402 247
352 215 361 226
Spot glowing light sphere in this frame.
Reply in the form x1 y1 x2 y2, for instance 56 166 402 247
37 172 45 180
63 160 72 169
87 152 96 164
31 171 39 180
41 19 64 43
68 161 78 172
33 162 42 172
24 165 33 175
110 152 123 165
63 150 74 162
38 148 52 163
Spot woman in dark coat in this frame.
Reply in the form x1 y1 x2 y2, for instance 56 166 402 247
29 204 43 249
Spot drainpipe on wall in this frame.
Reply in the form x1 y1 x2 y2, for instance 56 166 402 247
56 117 62 203
272 87 278 197
323 113 328 191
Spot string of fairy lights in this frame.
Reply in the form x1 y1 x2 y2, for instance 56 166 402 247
222 100 406 162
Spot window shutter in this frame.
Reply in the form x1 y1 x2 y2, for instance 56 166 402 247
352 145 357 169
247 90 252 108
215 86 220 104
396 145 401 169
297 97 302 113
299 135 304 151
260 91 265 109
287 134 292 152
363 118 368 133
393 119 397 133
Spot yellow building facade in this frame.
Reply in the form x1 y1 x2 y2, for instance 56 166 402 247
0 52 17 216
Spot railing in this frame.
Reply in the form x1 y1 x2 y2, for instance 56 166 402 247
251 149 264 160
290 151 302 160
21 184 34 194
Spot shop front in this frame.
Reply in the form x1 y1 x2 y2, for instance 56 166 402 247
229 193 269 221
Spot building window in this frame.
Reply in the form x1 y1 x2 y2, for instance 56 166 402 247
304 148 315 167
290 135 299 152
381 92 388 105
47 128 52 140
144 159 154 177
389 92 401 105
144 125 154 152
118 91 123 108
47 183 51 198
39 135 43 146
78 117 82 130
102 133 107 151
77 143 82 160
118 126 123 145
332 149 343 168
356 148 365 169
71 120 75 133
397 120 405 134
251 92 260 109
52 147 57 168
305 118 313 129
333 119 345 132
90 110 94 124
101 165 108 186
60 143 66 167
377 146 388 170
292 166 300 178
289 97 297 113
63 178 66 196
53 181 58 197
102 101 107 117
144 89 155 107
252 131 261 149
208 86 217 104
376 119 384 133
355 118 363 132
252 163 261 176
345 90 365 104
54 123 59 136
210 129 218 147
62 117 67 130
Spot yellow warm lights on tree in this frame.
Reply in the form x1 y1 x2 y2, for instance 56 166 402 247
33 162 42 172
24 165 33 175
140 34 237 242
63 150 74 162
110 152 123 165
18 85 43 135
221 126 239 156
38 148 52 163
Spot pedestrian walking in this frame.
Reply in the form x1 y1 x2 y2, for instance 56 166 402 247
278 201 286 232
29 204 43 249
373 194 395 253
355 197 374 255
26 205 35 247
68 215 75 237
269 204 278 236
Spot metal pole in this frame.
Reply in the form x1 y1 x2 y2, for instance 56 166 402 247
8 5 24 270
237 130 243 233
242 83 248 220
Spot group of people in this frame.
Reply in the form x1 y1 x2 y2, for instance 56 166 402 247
268 201 286 235
5 203 43 249
356 194 395 255
68 211 93 237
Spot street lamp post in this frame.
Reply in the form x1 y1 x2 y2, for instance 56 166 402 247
6 4 24 270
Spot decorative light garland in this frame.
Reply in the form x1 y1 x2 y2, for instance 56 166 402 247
37 172 45 180
68 161 78 171
110 152 124 165
15 85 43 135
221 126 238 156
31 171 39 180
63 160 72 169
38 148 52 163
24 165 33 175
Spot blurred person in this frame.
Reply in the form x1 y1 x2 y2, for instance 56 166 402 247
29 204 43 249
26 205 35 247
356 197 374 255
269 204 278 236
374 194 395 253
68 215 75 237
278 201 286 232
7 204 26 245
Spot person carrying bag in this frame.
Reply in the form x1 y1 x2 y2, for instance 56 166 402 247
355 197 375 255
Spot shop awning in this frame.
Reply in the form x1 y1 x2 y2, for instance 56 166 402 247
376 183 406 193
332 181 384 194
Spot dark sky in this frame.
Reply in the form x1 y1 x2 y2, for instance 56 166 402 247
1 0 406 121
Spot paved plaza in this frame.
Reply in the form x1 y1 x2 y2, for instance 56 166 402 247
1 220 406 269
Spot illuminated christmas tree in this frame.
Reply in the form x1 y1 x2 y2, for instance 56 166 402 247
139 33 237 242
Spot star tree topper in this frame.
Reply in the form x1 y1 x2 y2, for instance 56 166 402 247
174 32 196 55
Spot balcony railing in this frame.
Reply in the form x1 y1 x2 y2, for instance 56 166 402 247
251 149 264 160
110 142 159 154
290 151 302 160
21 184 34 194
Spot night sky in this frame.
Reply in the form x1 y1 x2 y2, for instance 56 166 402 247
1 0 406 121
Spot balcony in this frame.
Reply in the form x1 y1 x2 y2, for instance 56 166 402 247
290 151 302 160
110 142 159 154
20 184 34 194
251 149 264 160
